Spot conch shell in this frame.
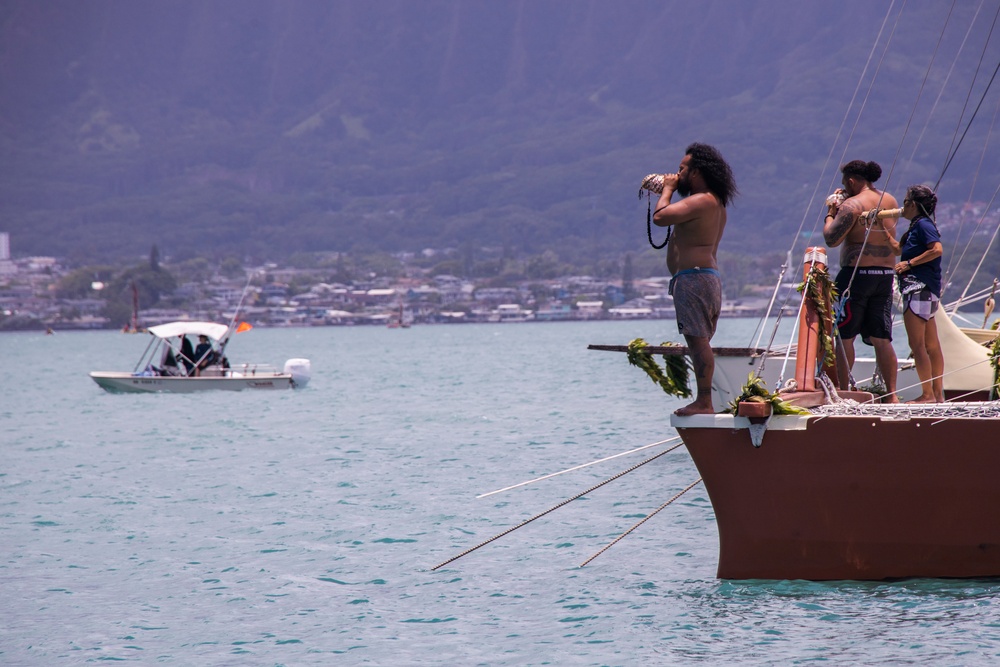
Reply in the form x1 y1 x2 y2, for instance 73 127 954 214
826 192 845 208
639 173 665 196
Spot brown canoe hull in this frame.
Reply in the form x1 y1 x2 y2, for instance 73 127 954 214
675 413 1000 580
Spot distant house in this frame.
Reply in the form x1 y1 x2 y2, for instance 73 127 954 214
324 309 355 325
474 287 519 304
535 304 573 321
575 301 604 319
608 306 653 319
261 283 289 305
493 303 534 322
365 288 397 304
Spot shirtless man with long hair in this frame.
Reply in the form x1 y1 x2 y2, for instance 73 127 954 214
823 159 900 402
653 143 738 415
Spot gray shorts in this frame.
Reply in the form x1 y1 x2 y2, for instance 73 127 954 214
671 270 722 338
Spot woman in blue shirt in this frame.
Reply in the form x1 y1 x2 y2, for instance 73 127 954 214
891 185 944 402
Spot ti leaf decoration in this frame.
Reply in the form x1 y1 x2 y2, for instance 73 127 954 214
795 265 838 368
726 373 811 416
626 338 692 398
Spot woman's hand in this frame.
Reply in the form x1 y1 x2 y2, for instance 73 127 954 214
894 260 911 274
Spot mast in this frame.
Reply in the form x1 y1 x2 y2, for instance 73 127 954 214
130 280 139 332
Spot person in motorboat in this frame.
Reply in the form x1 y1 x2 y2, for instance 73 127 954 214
153 335 192 376
652 142 738 415
823 160 900 402
159 345 182 376
890 185 944 402
178 335 195 375
193 334 217 375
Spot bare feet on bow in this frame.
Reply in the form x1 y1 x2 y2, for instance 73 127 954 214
906 395 937 404
674 400 715 416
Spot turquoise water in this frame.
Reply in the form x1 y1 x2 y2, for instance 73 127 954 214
3 320 1000 665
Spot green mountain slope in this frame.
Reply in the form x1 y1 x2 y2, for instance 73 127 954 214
1 1 996 269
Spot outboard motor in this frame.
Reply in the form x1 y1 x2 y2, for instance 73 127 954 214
284 358 311 388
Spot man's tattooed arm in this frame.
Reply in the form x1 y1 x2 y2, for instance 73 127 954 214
823 201 860 247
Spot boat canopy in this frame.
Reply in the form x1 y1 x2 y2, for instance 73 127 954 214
147 321 230 341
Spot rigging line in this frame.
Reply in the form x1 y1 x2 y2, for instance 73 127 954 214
134 332 159 373
945 283 997 315
751 302 790 380
829 1 907 204
935 57 1000 190
827 2 954 313
755 0 900 336
831 326 858 391
579 477 703 568
955 176 1000 304
750 251 791 350
906 0 988 170
219 269 258 358
812 4 915 316
947 283 997 307
880 0 955 201
937 384 1000 409
775 267 813 391
943 93 1000 296
838 205 887 307
770 3 906 332
766 252 835 389
938 1 1000 186
791 0 899 250
476 437 683 499
944 384 993 404
914 355 1000 400
813 353 998 412
430 447 674 571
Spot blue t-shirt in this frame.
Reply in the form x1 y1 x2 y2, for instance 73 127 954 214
900 215 942 296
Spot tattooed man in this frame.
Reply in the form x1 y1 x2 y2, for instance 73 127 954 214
823 159 900 402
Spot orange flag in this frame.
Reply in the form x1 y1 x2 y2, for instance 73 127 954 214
236 321 253 333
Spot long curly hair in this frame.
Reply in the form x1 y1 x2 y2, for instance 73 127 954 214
685 142 739 207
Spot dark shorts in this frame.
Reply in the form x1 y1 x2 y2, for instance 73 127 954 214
671 269 721 338
835 266 894 342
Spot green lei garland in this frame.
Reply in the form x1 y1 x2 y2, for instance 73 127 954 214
795 265 838 368
626 338 692 398
725 373 811 415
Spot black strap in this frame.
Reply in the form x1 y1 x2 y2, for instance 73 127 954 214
645 192 670 249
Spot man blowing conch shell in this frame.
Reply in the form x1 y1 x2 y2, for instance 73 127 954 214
652 143 738 416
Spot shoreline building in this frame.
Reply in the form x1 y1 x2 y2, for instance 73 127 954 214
0 232 14 276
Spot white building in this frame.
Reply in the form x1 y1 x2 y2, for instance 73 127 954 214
575 301 605 319
0 232 13 276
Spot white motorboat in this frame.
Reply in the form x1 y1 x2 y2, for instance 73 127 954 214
90 320 311 393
